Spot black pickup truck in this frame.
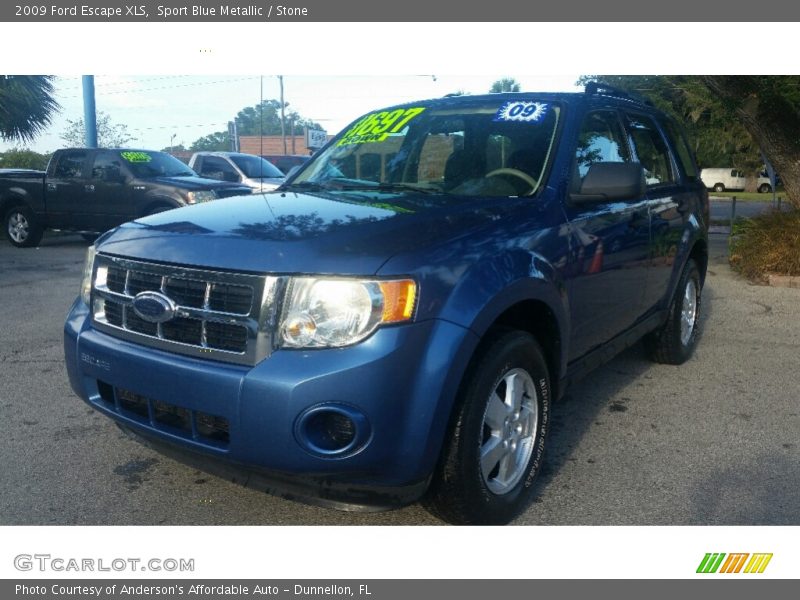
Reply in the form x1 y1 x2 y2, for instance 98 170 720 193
0 148 252 247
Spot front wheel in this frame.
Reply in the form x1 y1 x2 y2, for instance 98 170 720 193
758 183 772 194
645 258 701 364
424 330 551 525
713 183 725 193
4 205 44 248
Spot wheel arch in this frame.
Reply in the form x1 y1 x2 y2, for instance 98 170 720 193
140 196 181 217
689 237 708 287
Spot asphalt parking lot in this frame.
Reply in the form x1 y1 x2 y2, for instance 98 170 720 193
1 231 798 525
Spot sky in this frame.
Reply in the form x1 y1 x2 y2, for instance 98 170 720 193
1 74 582 154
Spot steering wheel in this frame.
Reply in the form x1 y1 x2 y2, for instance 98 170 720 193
485 168 538 194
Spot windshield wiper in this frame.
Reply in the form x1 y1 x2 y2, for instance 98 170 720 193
373 183 439 195
316 182 439 194
279 181 331 192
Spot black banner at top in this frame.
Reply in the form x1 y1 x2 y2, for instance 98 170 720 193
3 0 800 22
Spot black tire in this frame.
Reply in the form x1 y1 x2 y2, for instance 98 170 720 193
713 183 725 193
4 204 44 248
645 258 701 365
423 330 551 525
758 183 771 194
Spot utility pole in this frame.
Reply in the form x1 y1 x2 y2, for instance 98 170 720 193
278 75 287 155
82 75 98 148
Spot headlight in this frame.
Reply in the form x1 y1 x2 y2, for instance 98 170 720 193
280 278 417 348
186 190 217 204
80 245 97 304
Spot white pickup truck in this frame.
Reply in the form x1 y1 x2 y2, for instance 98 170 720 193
188 151 285 192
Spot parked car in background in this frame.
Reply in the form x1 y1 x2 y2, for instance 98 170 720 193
1 148 252 247
65 85 708 524
189 151 285 192
700 168 746 192
261 154 311 175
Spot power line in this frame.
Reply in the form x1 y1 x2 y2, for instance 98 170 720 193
55 76 263 99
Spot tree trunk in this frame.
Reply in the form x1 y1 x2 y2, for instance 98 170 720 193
701 76 800 209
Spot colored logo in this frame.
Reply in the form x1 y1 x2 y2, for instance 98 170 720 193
131 291 176 324
696 553 773 574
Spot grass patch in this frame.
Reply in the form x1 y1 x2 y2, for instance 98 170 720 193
729 210 800 281
711 191 787 202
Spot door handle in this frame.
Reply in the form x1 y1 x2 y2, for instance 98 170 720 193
85 184 95 193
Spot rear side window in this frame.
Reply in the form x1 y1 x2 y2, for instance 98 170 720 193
660 118 698 181
53 151 87 178
625 114 675 186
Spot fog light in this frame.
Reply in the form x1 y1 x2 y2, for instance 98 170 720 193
295 404 370 457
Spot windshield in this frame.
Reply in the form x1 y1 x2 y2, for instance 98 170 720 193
230 154 284 179
119 151 196 178
291 99 560 198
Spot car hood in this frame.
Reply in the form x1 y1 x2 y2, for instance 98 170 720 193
96 190 508 275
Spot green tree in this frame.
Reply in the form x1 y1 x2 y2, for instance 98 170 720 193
189 99 322 151
161 143 186 153
0 75 60 143
578 76 800 207
0 147 52 170
490 78 521 93
701 76 800 208
189 131 229 152
577 75 761 173
60 111 135 147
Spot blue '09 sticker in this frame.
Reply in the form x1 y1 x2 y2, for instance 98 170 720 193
494 101 548 123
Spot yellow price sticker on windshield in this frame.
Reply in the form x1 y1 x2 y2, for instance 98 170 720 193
338 107 426 146
120 151 152 163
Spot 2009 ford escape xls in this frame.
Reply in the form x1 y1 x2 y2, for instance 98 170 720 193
64 84 708 524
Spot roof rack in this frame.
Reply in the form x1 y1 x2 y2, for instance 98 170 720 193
584 81 653 106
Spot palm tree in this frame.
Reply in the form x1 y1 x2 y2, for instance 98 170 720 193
0 75 60 143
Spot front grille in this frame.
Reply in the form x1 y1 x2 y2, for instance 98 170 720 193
99 383 229 447
91 254 283 366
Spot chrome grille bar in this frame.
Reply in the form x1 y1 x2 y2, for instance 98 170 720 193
91 254 285 366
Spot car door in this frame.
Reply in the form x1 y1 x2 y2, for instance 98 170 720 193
636 114 703 312
88 150 133 231
564 108 651 361
44 150 91 229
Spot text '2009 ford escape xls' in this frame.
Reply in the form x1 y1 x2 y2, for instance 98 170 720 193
64 84 708 524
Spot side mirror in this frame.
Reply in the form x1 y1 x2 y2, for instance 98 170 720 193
570 162 646 204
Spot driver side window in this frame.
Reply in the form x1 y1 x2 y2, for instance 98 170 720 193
575 110 631 180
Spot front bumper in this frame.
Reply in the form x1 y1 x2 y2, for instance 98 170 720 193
64 298 476 509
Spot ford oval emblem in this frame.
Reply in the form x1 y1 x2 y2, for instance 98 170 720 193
131 291 177 324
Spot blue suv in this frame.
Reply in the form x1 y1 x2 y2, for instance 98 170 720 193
64 84 708 524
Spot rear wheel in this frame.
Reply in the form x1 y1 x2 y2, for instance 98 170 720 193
4 205 43 248
713 183 725 193
424 330 551 525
